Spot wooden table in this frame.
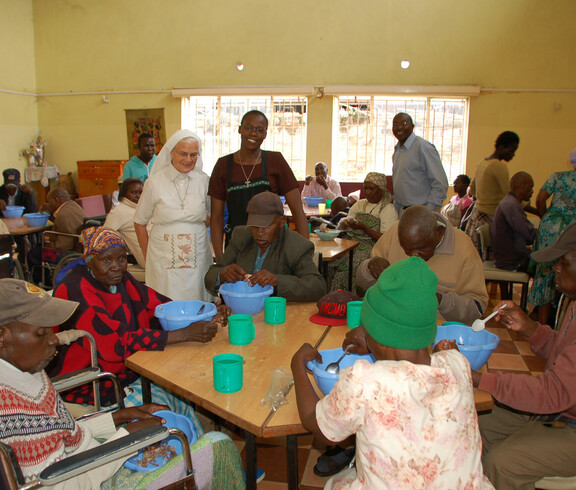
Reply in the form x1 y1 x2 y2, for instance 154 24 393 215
310 236 359 290
126 302 330 489
2 217 52 235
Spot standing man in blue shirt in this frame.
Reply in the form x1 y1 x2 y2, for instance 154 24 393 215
391 113 448 214
122 133 156 183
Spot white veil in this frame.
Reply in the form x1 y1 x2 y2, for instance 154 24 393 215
150 129 205 177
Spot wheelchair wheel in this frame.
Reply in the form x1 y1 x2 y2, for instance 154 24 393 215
52 252 83 286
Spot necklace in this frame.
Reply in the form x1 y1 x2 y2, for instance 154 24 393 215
174 177 191 210
238 151 261 185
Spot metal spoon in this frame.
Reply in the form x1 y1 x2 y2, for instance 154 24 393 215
471 305 506 332
325 344 355 374
197 304 206 315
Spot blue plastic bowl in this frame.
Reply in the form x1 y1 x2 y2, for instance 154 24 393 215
434 323 500 370
304 196 323 207
2 206 25 218
124 410 198 473
155 300 217 331
307 348 376 395
316 229 340 241
23 212 50 227
219 282 273 315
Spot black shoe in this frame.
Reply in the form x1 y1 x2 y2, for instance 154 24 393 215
313 446 355 477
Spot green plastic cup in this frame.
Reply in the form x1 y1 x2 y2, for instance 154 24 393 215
326 199 333 209
213 353 243 393
228 314 255 345
346 301 363 329
264 297 287 325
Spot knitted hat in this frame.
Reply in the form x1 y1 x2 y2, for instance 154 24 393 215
246 191 284 227
531 221 576 263
309 290 361 326
362 257 438 350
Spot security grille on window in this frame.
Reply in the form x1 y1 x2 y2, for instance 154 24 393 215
335 96 469 183
182 96 307 178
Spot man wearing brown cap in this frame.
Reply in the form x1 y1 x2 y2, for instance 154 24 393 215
0 279 169 487
473 222 576 488
0 168 37 214
205 191 326 302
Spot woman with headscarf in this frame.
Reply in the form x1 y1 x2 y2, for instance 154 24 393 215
50 227 224 435
528 148 576 324
134 130 213 301
329 172 397 294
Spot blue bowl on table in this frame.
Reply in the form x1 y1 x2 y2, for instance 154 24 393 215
219 281 273 315
434 323 500 370
316 229 340 241
23 212 50 227
124 410 198 473
2 206 25 218
303 196 323 207
155 300 216 331
307 347 376 395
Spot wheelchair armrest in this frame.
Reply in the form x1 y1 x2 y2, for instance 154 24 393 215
38 425 170 485
51 367 101 392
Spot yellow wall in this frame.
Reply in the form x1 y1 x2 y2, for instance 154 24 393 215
0 0 38 173
1 0 576 196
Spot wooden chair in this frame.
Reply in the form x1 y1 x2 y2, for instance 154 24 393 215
476 224 531 310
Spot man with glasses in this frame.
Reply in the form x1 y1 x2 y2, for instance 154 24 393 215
205 191 325 302
391 112 448 214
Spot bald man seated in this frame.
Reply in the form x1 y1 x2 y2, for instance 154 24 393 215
491 171 537 272
356 205 488 325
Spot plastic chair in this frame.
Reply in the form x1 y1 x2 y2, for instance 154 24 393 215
476 224 530 310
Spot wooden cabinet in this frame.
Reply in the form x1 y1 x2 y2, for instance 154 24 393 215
77 160 125 197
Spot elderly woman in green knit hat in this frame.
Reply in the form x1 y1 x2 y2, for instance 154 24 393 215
291 257 492 488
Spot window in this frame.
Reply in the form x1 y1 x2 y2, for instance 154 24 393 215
334 96 469 183
181 96 307 178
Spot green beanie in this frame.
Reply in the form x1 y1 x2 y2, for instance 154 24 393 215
362 256 438 350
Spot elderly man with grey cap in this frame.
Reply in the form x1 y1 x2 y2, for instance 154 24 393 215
205 191 326 302
472 221 576 489
0 168 37 214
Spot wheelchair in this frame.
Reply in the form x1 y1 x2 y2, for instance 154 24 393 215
0 330 195 489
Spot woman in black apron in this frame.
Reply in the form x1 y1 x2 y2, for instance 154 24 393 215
209 110 308 258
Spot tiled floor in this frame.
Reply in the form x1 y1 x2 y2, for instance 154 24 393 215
229 283 543 488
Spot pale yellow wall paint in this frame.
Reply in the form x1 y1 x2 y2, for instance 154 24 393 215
0 0 38 174
2 0 575 198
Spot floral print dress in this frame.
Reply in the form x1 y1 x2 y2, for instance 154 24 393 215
316 350 494 489
528 171 576 307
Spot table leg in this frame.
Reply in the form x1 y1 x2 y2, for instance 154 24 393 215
245 430 257 490
287 434 299 489
348 249 355 291
141 377 152 404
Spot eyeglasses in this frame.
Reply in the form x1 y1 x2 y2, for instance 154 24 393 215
174 151 198 159
241 125 266 135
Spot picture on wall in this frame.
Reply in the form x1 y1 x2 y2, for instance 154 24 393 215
125 108 166 158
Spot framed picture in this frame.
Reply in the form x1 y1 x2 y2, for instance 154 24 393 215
125 108 166 158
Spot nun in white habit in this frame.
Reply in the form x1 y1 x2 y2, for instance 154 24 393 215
134 129 214 301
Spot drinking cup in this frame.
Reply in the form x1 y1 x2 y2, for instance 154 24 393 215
212 353 243 393
346 301 363 329
228 314 255 345
264 297 287 325
318 203 326 215
326 199 333 209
